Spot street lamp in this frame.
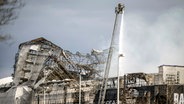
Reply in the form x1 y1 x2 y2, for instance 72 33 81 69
79 72 81 104
117 54 123 104
79 70 82 104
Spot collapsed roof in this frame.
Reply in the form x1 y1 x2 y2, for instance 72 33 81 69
13 37 107 87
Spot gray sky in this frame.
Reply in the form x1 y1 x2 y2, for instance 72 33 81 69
0 0 184 78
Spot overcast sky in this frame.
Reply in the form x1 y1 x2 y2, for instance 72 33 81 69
0 0 184 78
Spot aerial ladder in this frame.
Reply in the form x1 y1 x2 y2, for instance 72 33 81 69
98 3 124 104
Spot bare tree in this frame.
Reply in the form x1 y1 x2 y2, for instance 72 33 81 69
0 0 24 42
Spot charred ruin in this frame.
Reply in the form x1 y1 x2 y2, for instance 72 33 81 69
0 37 184 104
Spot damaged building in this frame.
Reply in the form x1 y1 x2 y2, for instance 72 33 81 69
0 37 108 104
0 37 184 104
122 65 184 104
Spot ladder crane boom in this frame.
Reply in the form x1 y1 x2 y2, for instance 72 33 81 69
98 3 124 104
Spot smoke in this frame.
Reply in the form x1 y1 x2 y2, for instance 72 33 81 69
152 8 184 64
121 7 184 74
